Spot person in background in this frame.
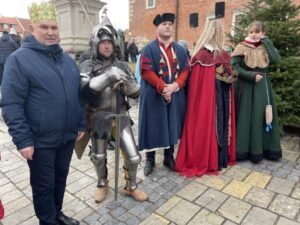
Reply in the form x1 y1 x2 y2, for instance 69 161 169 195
134 48 143 84
124 41 129 62
1 2 86 225
9 27 22 47
128 39 139 63
0 30 18 85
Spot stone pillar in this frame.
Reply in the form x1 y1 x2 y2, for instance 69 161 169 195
52 0 105 53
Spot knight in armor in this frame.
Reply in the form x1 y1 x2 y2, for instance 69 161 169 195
79 19 148 203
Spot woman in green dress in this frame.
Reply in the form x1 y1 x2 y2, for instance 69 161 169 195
231 21 282 163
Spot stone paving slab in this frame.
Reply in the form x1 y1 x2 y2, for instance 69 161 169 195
176 182 207 201
292 183 300 200
195 189 228 212
187 208 224 225
277 217 300 225
243 171 272 188
218 197 251 223
243 186 275 208
266 177 295 195
242 207 278 225
222 180 252 199
195 174 232 191
268 194 300 219
164 199 201 225
224 166 251 181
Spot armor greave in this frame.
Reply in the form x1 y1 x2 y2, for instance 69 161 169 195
91 138 108 187
120 127 140 161
123 164 138 190
120 126 141 190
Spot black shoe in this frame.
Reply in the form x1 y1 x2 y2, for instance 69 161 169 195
163 147 175 171
107 141 115 150
144 161 155 176
58 214 80 225
163 156 175 171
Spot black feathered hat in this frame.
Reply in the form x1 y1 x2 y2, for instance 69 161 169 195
153 13 175 26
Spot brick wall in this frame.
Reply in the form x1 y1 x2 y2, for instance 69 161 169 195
129 0 300 50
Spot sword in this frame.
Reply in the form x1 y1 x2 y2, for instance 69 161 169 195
105 81 128 200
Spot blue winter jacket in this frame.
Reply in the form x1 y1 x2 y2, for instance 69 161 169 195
1 35 86 150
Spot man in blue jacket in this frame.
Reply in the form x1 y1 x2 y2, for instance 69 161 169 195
1 2 85 225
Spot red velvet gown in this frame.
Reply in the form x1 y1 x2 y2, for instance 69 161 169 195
0 200 3 220
175 48 236 177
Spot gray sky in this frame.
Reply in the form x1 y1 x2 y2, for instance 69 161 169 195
0 0 129 30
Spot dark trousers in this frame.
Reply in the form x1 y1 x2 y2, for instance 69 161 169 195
0 63 4 85
130 54 137 63
146 145 174 164
27 140 75 225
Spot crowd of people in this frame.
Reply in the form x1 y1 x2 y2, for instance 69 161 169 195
0 2 282 225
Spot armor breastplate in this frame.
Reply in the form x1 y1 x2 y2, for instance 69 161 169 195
90 85 117 111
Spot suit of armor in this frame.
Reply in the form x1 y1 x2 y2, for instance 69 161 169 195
80 61 140 190
79 21 147 202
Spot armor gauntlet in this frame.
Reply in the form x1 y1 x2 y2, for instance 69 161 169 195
89 66 129 92
121 80 140 98
120 68 140 98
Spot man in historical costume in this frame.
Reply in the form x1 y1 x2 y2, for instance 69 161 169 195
139 13 189 176
231 21 282 163
175 18 236 177
1 2 86 225
79 18 148 203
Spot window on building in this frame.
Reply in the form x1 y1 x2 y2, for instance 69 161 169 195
3 24 9 30
190 13 199 28
146 0 156 9
231 11 244 36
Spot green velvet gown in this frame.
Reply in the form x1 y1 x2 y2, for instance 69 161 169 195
231 37 282 162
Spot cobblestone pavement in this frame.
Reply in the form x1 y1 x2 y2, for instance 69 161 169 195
0 105 300 225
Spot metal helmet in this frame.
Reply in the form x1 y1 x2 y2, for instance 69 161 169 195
91 15 116 59
97 27 114 42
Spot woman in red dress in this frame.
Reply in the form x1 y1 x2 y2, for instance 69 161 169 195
175 19 236 177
